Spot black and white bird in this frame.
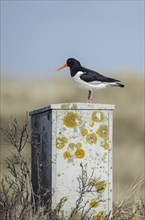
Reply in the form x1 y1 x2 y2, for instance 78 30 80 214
56 58 125 103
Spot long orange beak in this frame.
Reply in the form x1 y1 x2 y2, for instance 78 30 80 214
55 63 68 71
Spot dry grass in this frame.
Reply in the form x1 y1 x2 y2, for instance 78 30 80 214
0 75 144 219
0 118 144 220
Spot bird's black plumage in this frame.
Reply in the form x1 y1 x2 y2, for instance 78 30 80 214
66 58 125 87
79 67 120 83
56 58 125 102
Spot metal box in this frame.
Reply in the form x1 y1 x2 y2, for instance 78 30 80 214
29 103 115 218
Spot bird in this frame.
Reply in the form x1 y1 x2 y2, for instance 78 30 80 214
56 58 125 103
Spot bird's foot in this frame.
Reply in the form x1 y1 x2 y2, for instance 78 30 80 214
87 90 93 103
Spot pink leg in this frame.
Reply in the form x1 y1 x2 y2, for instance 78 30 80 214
88 89 93 103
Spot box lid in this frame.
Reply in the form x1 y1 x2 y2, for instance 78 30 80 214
29 102 115 116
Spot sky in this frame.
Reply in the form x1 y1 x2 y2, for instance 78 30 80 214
1 0 144 79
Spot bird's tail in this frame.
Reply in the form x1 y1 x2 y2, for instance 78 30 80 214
109 82 125 88
117 82 125 88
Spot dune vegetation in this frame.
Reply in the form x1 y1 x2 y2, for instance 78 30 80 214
0 75 144 219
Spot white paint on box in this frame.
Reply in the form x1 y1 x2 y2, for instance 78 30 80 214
50 103 114 218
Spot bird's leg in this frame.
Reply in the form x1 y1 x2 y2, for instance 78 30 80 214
88 89 93 103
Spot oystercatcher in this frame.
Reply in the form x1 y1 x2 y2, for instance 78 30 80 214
56 58 125 103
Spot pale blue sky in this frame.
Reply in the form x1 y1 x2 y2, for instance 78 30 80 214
1 0 144 79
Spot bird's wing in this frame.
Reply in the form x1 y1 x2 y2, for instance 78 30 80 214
80 67 120 83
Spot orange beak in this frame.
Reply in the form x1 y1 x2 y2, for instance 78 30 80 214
55 63 68 71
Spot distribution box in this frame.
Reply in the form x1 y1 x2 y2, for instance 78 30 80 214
29 103 115 218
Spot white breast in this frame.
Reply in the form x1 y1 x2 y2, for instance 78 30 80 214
72 71 91 89
72 71 109 90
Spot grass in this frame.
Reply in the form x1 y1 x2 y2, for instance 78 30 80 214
0 118 144 220
0 75 144 219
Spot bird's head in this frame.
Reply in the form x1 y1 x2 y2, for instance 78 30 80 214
67 58 81 68
56 58 81 71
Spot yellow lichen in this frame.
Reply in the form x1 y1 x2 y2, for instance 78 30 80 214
60 196 68 203
89 198 99 208
61 104 70 109
86 133 97 144
92 111 105 122
96 124 108 139
68 142 75 150
89 179 97 187
75 148 85 159
57 173 61 177
63 151 71 159
76 142 82 148
81 128 88 136
94 181 107 194
93 211 106 220
63 112 81 128
89 179 107 194
102 152 107 159
90 111 105 127
103 141 109 150
56 136 68 149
